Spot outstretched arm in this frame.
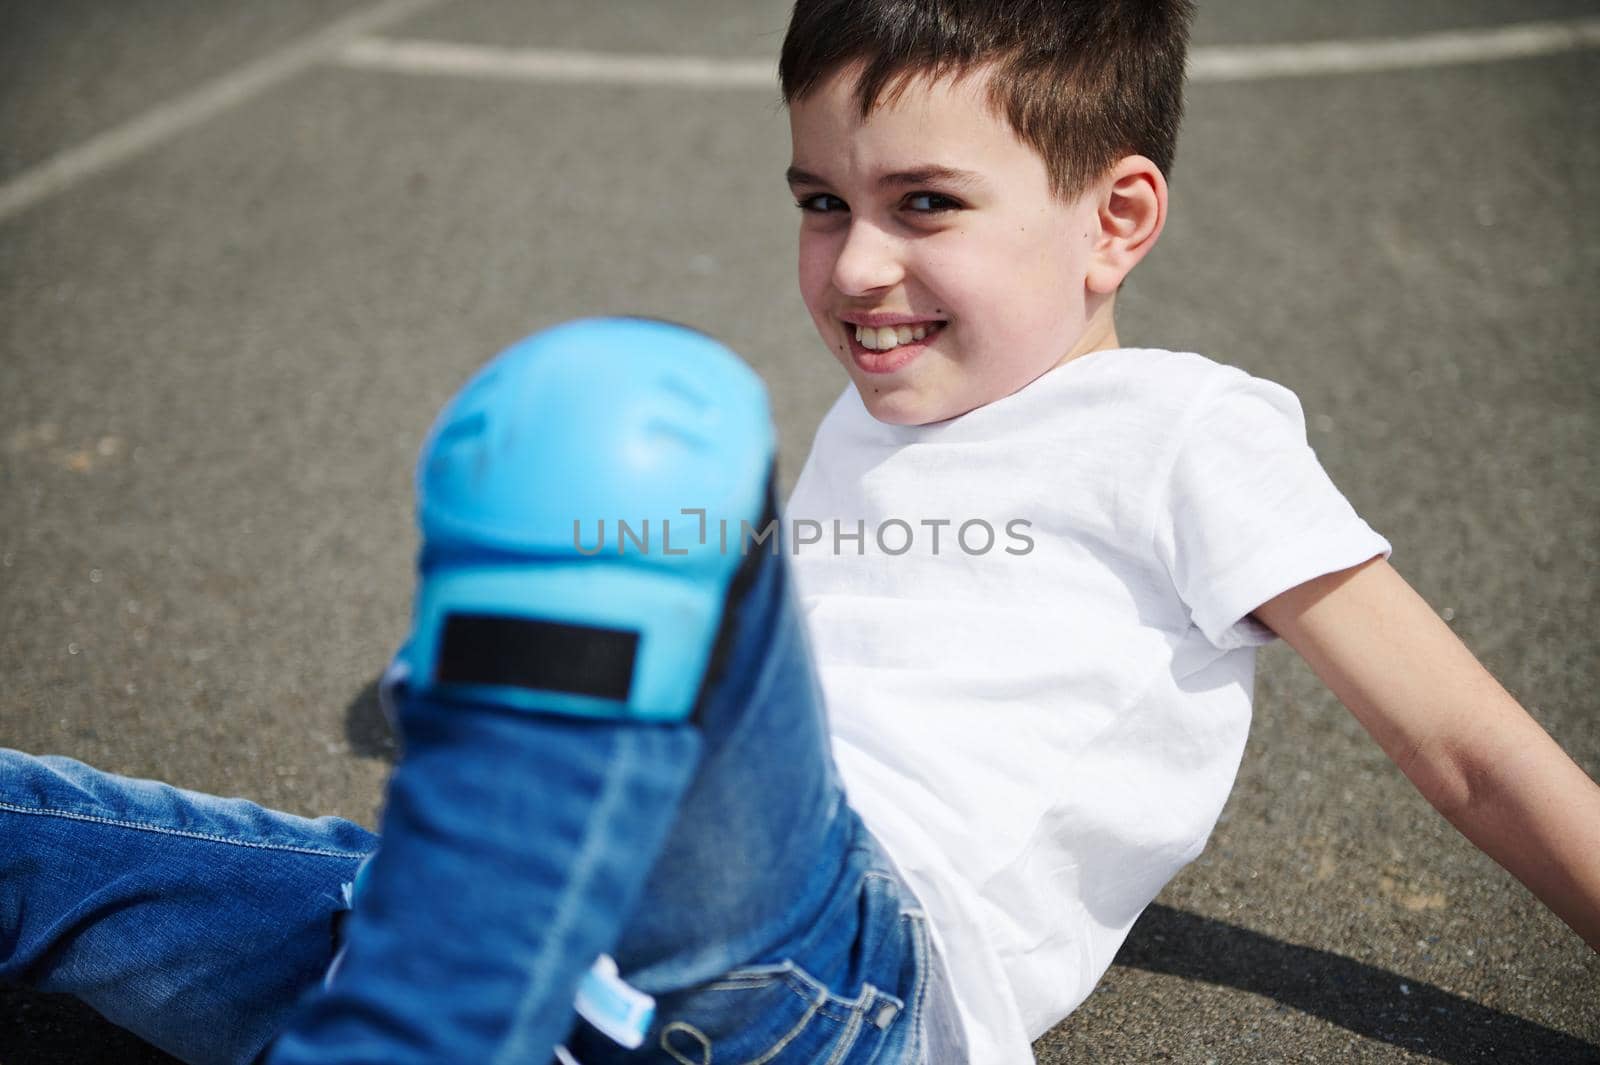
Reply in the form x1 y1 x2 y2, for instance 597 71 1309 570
1252 556 1600 950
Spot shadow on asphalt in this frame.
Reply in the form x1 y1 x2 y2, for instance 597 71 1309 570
1116 904 1598 1063
4 901 1593 1063
0 989 180 1064
343 675 398 763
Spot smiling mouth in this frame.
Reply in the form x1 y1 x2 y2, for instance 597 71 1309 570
841 319 944 375
849 321 946 351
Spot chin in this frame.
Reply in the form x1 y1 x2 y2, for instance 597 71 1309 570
854 386 918 425
854 386 954 427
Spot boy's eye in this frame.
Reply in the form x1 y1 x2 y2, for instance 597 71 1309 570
796 193 847 213
903 192 961 213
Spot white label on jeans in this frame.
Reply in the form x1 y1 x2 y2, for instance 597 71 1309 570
573 953 654 1049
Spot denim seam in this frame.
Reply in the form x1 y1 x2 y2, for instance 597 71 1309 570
658 975 845 1064
659 1020 712 1065
498 731 644 1065
0 801 370 859
910 914 931 1064
706 975 785 990
744 993 826 1065
784 959 893 1024
860 866 929 1061
703 961 867 1022
822 986 869 1065
786 973 857 1025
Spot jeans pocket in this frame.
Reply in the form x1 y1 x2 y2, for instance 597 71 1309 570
566 953 911 1065
568 860 924 1064
647 958 906 1065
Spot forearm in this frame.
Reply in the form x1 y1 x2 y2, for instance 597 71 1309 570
1417 697 1600 949
1255 558 1600 951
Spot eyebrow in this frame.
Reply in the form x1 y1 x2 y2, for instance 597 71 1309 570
785 164 985 190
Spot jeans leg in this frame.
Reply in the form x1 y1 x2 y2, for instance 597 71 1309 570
0 748 375 1065
266 699 703 1065
572 539 935 1065
609 529 853 991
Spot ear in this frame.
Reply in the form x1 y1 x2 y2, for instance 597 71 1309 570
1085 155 1168 295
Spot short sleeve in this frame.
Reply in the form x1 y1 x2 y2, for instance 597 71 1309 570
1152 372 1392 650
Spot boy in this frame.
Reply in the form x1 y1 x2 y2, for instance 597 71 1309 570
2 3 1596 1064
773 1 1600 1059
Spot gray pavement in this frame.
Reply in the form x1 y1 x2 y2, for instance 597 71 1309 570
1 2 1596 1062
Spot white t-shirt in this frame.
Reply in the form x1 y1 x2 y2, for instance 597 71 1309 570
784 348 1391 1064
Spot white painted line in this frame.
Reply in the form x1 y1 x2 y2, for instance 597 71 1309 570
332 16 1600 90
6 12 1595 226
1189 16 1600 82
338 37 775 89
0 0 448 225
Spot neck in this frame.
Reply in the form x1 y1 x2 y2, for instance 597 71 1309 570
1053 295 1119 370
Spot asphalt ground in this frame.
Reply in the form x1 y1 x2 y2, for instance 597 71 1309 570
1 2 1596 1062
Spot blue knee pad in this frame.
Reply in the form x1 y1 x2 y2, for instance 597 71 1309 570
401 318 777 724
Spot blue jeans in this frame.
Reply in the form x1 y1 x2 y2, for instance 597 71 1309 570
0 535 936 1064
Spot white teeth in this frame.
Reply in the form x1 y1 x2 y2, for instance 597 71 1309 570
852 322 938 351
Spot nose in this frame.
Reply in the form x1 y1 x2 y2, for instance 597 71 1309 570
830 220 904 297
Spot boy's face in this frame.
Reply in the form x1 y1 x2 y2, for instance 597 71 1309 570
787 65 1107 426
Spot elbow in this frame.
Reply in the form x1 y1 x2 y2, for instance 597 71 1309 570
1398 734 1484 821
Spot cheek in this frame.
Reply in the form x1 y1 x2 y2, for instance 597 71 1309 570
796 234 853 362
1006 234 1089 332
956 239 1083 373
796 233 835 317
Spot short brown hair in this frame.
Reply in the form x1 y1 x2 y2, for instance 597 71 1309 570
779 0 1195 200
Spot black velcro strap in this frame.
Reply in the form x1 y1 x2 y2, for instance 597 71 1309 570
437 614 637 701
